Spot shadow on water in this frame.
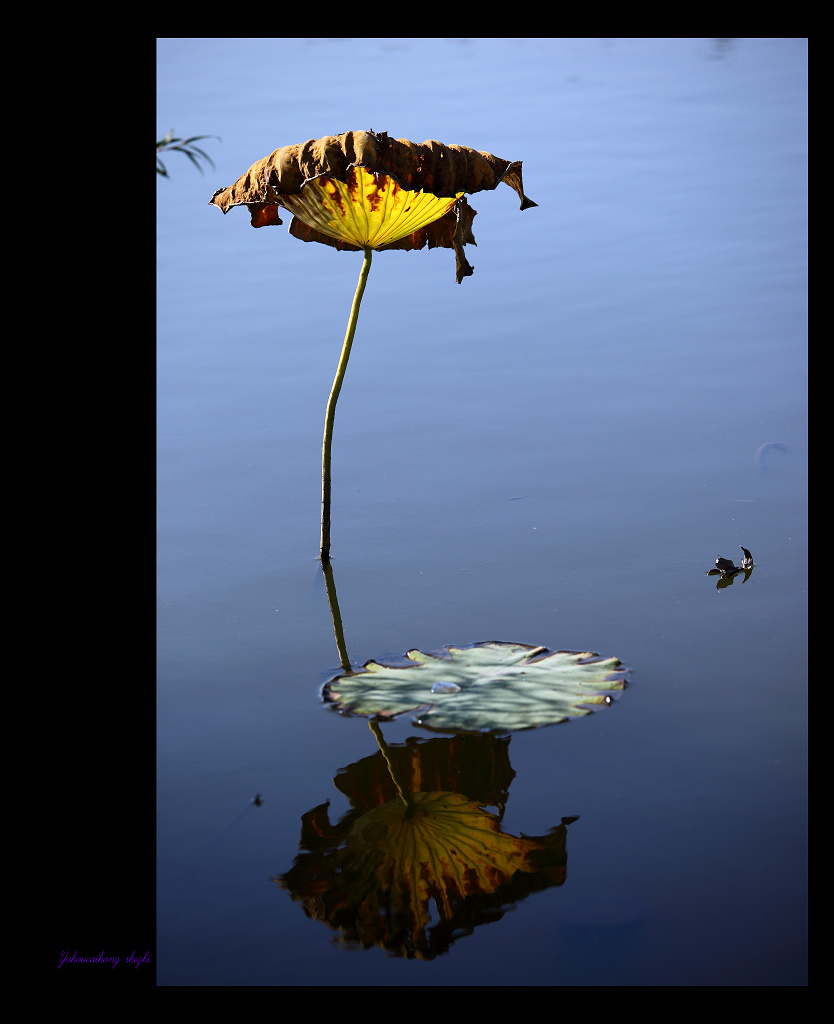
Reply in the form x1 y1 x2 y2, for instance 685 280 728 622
270 561 632 960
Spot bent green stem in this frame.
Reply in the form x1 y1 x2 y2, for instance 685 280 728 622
320 246 373 563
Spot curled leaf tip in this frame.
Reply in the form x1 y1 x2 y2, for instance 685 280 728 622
209 130 535 281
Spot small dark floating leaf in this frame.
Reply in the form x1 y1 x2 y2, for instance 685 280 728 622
707 547 755 587
712 546 754 575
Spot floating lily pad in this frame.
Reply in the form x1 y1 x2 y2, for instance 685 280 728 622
322 641 629 734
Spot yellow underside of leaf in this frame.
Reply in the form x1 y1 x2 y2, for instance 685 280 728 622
280 166 463 248
348 792 534 908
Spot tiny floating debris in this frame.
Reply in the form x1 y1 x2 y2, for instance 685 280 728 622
430 681 462 695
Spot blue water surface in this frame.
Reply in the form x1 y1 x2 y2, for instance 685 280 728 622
157 37 807 986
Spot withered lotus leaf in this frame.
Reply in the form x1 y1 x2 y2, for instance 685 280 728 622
208 132 538 563
209 130 536 282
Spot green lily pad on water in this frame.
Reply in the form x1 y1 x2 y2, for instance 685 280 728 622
322 641 629 734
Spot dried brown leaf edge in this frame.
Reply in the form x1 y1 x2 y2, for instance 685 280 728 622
209 130 537 282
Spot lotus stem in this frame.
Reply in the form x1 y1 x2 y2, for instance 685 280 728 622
321 558 351 672
369 720 414 812
320 246 373 562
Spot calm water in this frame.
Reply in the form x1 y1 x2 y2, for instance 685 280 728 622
156 38 806 985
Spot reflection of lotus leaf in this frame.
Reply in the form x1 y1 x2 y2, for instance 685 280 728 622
275 777 576 959
333 732 516 816
348 792 557 920
323 641 629 733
